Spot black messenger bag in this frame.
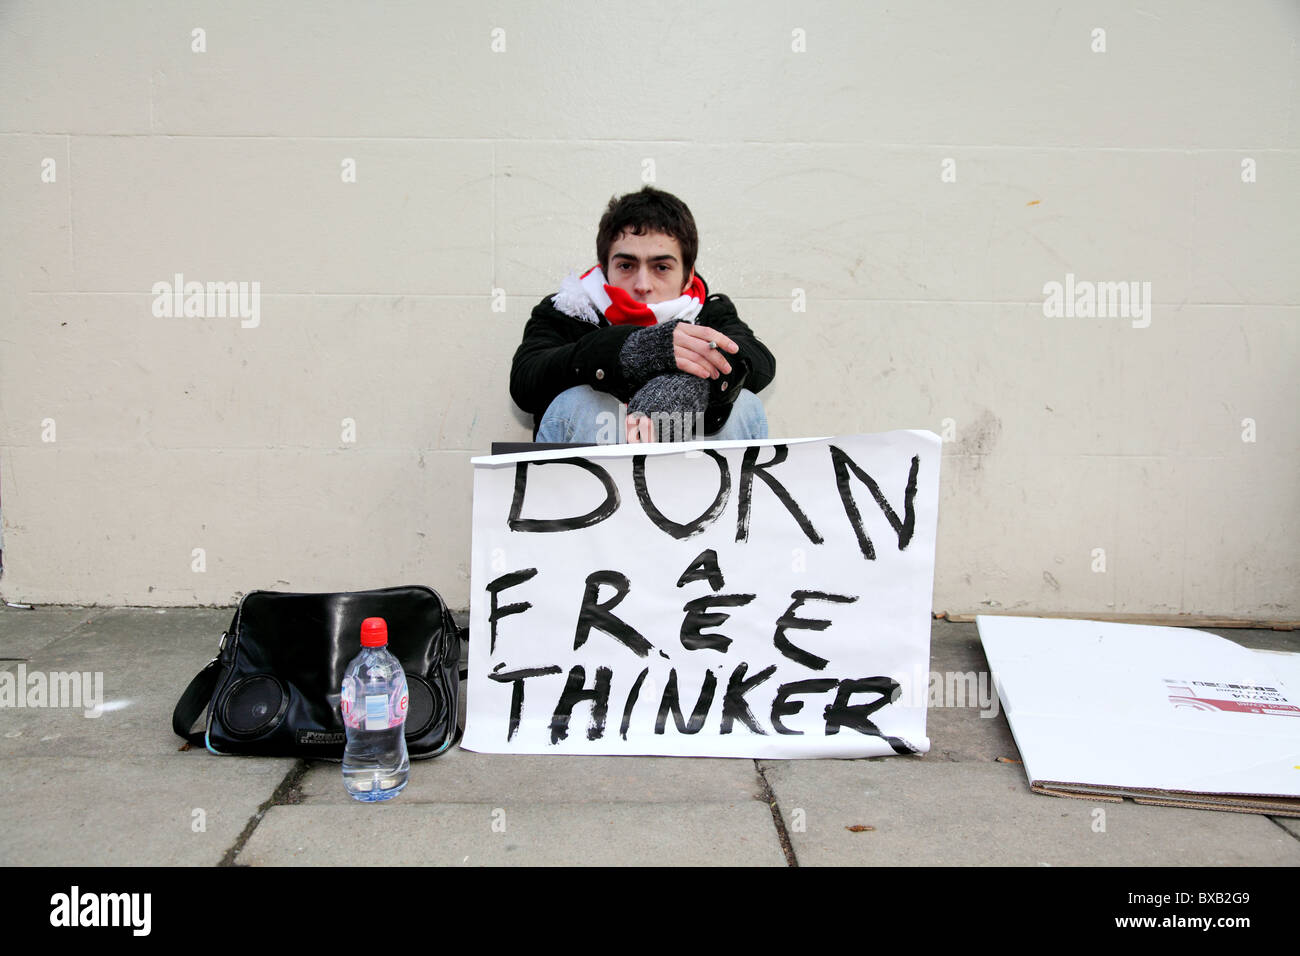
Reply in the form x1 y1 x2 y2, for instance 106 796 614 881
173 586 462 759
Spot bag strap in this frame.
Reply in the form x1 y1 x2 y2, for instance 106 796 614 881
172 657 222 747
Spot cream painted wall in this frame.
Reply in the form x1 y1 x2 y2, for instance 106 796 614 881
1 1 1296 617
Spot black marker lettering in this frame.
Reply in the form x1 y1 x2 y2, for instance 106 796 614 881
824 677 915 754
486 567 538 654
619 667 650 741
773 590 858 670
574 570 653 658
508 458 620 533
829 445 919 559
654 668 719 735
680 593 756 652
720 662 777 734
736 445 823 544
770 678 838 735
633 451 730 540
488 664 563 741
550 665 613 744
676 549 725 590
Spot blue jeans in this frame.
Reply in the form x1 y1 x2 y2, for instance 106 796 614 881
536 385 769 444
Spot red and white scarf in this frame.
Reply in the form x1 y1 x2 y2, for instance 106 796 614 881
552 265 706 327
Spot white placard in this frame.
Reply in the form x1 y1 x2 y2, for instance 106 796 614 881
463 431 941 758
978 615 1300 800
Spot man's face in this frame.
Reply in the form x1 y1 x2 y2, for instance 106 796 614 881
605 230 692 305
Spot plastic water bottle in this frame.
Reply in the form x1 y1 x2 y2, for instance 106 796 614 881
341 617 410 802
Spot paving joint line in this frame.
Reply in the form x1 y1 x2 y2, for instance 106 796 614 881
755 760 798 867
1267 816 1300 844
218 759 310 867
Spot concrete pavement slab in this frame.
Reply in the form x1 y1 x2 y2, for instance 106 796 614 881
924 620 1019 762
1275 817 1300 839
0 608 229 757
0 752 295 866
1 608 1295 867
298 748 766 805
235 800 786 866
760 757 1300 866
0 605 100 666
1204 627 1300 653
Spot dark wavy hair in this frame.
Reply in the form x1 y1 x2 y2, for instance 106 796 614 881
596 185 699 286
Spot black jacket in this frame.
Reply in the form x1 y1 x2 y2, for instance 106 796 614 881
510 276 776 437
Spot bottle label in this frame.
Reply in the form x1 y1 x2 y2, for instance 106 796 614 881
341 678 357 726
364 694 388 731
393 676 409 727
342 675 408 730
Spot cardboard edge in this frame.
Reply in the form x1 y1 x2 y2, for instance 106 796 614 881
1031 783 1124 803
1031 780 1300 816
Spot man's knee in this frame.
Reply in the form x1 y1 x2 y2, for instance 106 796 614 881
541 385 595 419
710 389 768 440
537 386 623 443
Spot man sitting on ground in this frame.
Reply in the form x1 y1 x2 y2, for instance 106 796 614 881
510 186 775 444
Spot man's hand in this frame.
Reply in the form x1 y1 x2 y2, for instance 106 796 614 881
626 413 655 443
674 323 739 379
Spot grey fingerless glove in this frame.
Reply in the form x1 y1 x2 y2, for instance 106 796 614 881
627 372 709 442
618 319 681 385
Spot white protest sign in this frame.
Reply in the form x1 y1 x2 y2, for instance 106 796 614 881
463 431 941 758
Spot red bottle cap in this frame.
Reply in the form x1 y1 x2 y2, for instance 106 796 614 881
360 617 388 647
